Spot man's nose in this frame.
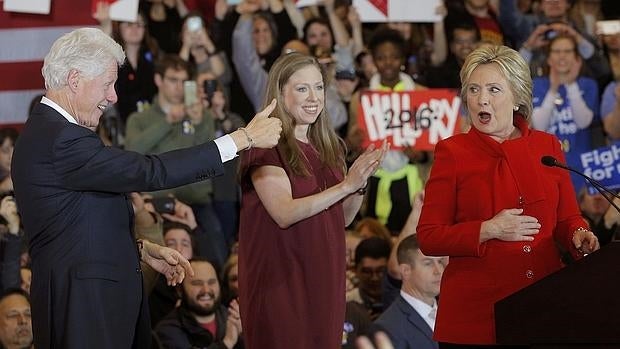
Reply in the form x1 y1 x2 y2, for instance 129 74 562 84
17 314 29 325
108 88 118 104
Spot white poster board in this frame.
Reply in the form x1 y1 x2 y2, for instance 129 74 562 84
3 0 51 15
109 0 139 23
353 0 442 23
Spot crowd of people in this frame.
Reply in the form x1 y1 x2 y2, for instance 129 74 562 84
1 0 620 348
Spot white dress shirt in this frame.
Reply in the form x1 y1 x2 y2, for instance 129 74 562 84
40 96 239 163
400 290 437 331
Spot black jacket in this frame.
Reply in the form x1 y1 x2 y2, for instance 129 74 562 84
154 304 243 349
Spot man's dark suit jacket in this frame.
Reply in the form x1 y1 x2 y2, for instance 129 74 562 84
374 295 439 349
12 103 225 349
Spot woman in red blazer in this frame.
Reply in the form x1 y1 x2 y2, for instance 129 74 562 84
417 45 600 347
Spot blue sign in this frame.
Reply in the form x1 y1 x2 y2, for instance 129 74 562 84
579 142 620 194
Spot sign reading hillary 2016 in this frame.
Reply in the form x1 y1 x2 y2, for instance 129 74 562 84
580 143 620 193
357 90 461 151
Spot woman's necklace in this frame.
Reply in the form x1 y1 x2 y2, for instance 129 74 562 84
553 92 564 106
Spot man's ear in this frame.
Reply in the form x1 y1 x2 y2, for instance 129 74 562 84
67 69 80 92
154 73 163 88
398 263 410 279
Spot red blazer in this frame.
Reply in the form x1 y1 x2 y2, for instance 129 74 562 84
417 116 587 344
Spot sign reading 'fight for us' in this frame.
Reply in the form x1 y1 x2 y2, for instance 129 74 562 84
357 90 462 150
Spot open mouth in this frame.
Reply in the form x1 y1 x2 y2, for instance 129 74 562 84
302 105 319 114
97 104 107 112
197 292 214 303
478 111 491 124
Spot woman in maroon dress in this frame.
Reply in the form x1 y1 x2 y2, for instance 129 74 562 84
238 52 386 349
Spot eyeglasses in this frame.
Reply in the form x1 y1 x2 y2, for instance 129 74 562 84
359 266 386 277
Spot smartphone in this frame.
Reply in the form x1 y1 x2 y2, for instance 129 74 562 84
203 79 218 103
186 16 203 32
543 29 558 41
146 197 175 214
184 80 197 107
335 70 357 81
596 20 620 35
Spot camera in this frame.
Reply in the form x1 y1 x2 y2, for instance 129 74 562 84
186 16 203 32
203 79 218 103
335 69 357 81
145 197 175 214
544 29 558 41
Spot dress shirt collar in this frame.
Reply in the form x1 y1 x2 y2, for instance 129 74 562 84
400 290 437 331
40 96 78 125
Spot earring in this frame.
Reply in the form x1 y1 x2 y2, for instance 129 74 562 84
513 105 519 111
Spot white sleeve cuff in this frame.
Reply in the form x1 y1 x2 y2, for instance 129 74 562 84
565 82 581 99
214 135 238 163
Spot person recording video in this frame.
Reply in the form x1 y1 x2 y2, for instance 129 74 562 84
125 54 230 268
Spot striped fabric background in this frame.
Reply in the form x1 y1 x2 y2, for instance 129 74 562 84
0 1 98 125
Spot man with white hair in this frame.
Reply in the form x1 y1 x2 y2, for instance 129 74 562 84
11 27 281 349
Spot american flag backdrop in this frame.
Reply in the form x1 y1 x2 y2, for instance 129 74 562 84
0 0 97 125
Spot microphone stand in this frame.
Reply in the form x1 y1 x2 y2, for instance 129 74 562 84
545 158 620 217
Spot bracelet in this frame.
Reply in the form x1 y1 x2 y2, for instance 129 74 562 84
136 239 144 261
356 183 368 195
238 127 254 150
573 227 589 237
573 227 590 238
573 227 590 254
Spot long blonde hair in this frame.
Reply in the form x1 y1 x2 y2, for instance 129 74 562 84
262 53 345 176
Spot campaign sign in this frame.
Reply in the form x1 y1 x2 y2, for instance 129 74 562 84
357 89 461 150
579 142 620 194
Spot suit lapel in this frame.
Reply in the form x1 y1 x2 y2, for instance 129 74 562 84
396 296 435 342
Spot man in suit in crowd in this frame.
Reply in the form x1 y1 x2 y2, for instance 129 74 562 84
11 27 281 349
0 289 32 349
154 258 242 348
374 235 447 349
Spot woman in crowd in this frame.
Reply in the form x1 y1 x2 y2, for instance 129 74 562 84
599 23 620 141
179 13 231 90
531 34 600 191
238 52 386 348
348 28 426 233
0 128 17 194
94 6 159 126
417 45 599 347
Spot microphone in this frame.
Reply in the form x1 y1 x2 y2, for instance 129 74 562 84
541 155 620 214
541 155 561 168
